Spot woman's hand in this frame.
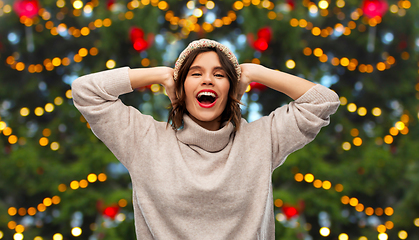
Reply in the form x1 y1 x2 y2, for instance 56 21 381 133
129 67 177 104
237 63 264 100
160 67 177 105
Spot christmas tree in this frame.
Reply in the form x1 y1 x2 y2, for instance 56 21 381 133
1 0 418 239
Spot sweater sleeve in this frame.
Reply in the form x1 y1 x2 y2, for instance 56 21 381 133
71 67 155 168
270 84 340 169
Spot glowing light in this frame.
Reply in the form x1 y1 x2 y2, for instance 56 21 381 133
51 142 60 151
193 8 203 18
15 225 24 233
294 173 304 182
347 103 357 112
39 137 49 146
119 198 128 207
385 221 394 229
335 184 344 192
52 196 61 204
398 230 407 239
35 107 44 116
58 184 67 192
313 179 322 188
375 207 384 216
45 103 54 112
38 203 46 212
349 197 358 206
365 207 374 216
342 142 351 150
313 48 323 57
353 137 362 146
341 196 349 204
395 121 405 130
372 107 381 116
338 233 348 240
322 180 331 189
285 59 295 69
70 180 80 190
8 135 18 144
53 233 63 240
384 135 393 144
73 0 83 9
87 173 98 182
71 227 82 237
355 203 364 212
27 207 36 216
79 179 88 188
339 96 347 105
13 233 23 240
309 4 318 13
378 233 388 240
0 230 3 239
319 227 330 236
206 1 215 9
318 0 328 9
377 224 386 233
304 173 314 183
385 207 394 216
414 218 419 227
98 173 107 182
8 207 17 216
274 199 283 207
20 107 30 116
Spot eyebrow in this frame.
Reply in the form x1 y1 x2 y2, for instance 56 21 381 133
189 65 225 71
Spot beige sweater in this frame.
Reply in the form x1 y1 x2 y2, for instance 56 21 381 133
71 67 339 240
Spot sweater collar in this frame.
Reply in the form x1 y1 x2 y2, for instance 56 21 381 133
176 115 234 152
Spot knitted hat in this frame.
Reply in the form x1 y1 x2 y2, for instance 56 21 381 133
173 39 241 82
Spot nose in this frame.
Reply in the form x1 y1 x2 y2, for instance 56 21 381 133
201 73 213 85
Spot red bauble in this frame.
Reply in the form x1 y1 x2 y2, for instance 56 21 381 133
133 38 148 52
282 205 299 219
13 0 40 18
257 27 272 43
286 0 295 10
107 0 115 10
249 82 267 91
129 27 144 43
103 205 120 219
253 38 269 52
362 0 388 19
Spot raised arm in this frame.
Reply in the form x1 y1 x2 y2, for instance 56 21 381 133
129 67 177 103
238 63 316 100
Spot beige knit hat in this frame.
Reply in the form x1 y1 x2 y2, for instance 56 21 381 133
173 39 241 82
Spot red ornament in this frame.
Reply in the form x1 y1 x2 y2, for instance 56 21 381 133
13 0 40 18
257 27 272 43
248 27 272 52
361 0 388 19
103 205 120 219
249 82 267 91
107 0 115 10
129 27 154 52
286 0 295 10
282 204 299 219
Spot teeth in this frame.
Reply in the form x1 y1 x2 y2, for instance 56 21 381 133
197 92 216 98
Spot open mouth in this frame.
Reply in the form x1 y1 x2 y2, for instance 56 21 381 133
196 90 217 108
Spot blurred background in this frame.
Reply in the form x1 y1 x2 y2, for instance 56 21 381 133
1 0 418 239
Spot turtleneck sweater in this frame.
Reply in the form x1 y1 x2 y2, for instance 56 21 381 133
71 67 340 240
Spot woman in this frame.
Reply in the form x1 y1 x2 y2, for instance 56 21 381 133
72 39 339 239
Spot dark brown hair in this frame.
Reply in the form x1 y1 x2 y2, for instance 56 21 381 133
168 47 242 131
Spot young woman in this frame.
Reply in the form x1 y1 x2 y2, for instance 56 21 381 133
72 39 339 239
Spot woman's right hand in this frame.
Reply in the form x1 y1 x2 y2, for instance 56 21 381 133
160 67 177 105
129 67 177 104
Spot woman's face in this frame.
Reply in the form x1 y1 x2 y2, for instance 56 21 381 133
184 51 230 131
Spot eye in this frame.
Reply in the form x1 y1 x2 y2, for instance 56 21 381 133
215 73 225 78
191 73 201 76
